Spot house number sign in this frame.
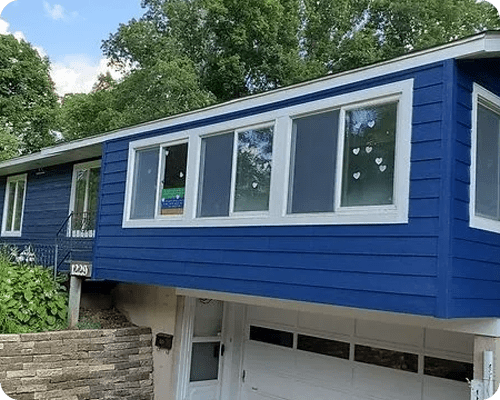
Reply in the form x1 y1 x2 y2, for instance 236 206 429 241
70 262 92 278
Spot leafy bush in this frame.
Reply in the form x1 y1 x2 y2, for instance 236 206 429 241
0 252 68 333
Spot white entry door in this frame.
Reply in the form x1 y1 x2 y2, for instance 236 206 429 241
184 298 225 400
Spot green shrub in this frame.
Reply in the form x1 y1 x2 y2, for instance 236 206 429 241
0 255 68 333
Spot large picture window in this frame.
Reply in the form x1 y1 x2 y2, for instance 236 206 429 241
123 80 412 228
2 174 27 237
471 85 500 233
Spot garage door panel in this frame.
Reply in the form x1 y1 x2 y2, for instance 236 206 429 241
293 378 353 400
425 329 474 357
295 351 352 384
356 320 423 348
243 369 299 400
297 312 354 336
247 306 298 327
423 376 469 400
244 371 353 400
353 364 422 400
244 342 296 375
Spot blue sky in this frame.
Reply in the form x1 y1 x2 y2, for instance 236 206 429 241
0 0 145 95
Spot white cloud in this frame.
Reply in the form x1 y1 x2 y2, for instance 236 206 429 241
2 13 120 97
43 1 77 21
50 55 124 96
0 17 9 34
0 16 27 42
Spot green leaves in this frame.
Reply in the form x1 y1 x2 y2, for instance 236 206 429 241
0 35 58 155
0 255 68 334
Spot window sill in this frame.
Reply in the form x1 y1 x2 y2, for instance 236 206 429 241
470 215 500 235
1 231 22 237
122 207 408 229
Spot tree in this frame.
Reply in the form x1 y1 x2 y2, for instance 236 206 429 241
102 0 500 103
0 35 59 154
57 90 124 141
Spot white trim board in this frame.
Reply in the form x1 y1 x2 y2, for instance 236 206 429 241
176 288 500 338
0 32 499 177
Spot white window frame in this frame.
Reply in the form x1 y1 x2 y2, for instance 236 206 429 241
69 160 101 237
1 173 27 237
470 83 500 233
123 79 413 228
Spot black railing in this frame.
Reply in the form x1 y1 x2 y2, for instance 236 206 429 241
54 211 96 275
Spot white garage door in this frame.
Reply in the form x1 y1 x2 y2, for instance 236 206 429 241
241 306 472 400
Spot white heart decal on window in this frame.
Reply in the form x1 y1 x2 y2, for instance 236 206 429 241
375 158 383 165
352 148 360 155
379 165 387 172
368 120 375 128
353 172 361 180
179 171 184 178
365 146 373 154
252 182 258 188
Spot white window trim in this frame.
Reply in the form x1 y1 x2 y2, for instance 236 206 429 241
1 173 27 237
68 160 101 238
123 79 413 228
470 83 500 233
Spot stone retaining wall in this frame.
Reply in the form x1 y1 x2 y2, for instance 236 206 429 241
0 327 154 400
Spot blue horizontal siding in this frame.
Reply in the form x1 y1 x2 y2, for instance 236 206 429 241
448 59 500 318
94 62 450 317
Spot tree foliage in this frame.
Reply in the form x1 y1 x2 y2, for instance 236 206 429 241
0 35 59 154
102 0 500 100
59 0 500 140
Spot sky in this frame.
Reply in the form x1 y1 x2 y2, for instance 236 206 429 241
0 0 145 96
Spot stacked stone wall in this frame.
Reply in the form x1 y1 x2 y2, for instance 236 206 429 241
0 327 153 400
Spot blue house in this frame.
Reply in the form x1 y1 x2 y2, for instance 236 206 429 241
1 31 500 400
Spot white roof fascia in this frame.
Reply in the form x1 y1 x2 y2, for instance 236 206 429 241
0 31 499 175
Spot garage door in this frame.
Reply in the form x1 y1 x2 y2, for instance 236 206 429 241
241 306 472 400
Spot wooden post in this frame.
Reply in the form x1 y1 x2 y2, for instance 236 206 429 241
68 275 82 328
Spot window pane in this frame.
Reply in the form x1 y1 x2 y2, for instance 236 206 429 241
198 133 233 217
476 104 500 219
193 299 223 338
189 342 220 382
297 334 350 359
160 143 187 216
130 147 160 219
234 127 273 212
249 326 293 348
87 167 100 229
13 180 25 231
289 110 339 213
424 356 473 382
354 344 418 373
341 102 397 207
5 181 16 231
73 169 88 231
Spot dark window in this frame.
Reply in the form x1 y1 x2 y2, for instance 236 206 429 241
297 334 350 359
354 344 418 373
249 326 293 348
198 133 234 217
160 143 188 216
424 356 473 382
288 110 339 213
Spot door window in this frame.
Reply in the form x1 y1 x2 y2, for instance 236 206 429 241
70 161 100 237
